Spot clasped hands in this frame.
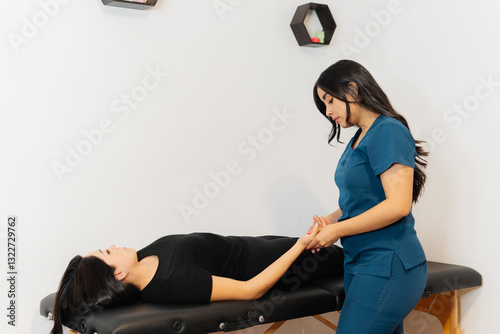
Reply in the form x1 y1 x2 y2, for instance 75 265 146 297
303 215 342 253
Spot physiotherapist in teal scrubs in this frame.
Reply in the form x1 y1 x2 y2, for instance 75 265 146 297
308 60 428 334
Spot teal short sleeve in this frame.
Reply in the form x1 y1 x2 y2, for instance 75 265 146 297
365 118 416 176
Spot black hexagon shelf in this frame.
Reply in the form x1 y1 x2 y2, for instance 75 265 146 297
102 0 158 10
290 3 336 47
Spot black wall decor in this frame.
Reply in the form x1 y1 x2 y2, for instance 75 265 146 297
290 3 336 47
102 0 158 10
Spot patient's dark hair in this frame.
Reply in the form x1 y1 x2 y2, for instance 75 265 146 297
51 255 140 334
313 59 428 203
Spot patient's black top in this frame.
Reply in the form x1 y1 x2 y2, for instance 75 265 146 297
137 233 343 304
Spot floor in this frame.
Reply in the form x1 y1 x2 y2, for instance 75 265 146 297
213 310 444 334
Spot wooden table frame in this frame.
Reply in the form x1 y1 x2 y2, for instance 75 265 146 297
262 290 464 334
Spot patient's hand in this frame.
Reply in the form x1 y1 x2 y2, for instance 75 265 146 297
297 222 319 248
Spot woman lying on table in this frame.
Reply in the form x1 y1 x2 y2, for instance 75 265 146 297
51 226 344 334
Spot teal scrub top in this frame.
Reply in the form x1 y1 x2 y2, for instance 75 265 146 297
335 115 426 278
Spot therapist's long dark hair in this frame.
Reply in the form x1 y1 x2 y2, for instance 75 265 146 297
313 59 428 203
51 255 140 334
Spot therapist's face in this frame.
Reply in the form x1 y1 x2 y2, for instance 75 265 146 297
316 87 353 129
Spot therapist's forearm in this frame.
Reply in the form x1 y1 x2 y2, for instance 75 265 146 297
324 208 342 224
336 199 410 238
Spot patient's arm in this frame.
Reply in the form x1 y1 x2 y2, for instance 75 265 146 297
210 226 319 301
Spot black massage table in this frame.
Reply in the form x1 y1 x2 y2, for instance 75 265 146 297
40 261 481 334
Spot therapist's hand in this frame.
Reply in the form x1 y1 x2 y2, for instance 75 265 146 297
306 215 330 253
306 216 342 251
306 215 329 234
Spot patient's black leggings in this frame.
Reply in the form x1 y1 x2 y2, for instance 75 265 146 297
239 235 344 291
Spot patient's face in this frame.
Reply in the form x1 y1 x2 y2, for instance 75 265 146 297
86 245 137 274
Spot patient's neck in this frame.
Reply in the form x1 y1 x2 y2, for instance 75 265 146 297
126 255 159 290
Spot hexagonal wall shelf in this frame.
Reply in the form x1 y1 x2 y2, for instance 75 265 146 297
102 0 158 10
290 3 336 47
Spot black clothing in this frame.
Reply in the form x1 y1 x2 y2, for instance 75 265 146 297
137 233 344 304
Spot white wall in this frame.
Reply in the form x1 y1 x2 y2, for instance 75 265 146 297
1 1 499 333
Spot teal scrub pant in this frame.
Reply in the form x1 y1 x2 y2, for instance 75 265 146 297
336 256 427 334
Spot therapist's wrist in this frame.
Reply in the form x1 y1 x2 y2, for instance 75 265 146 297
333 221 348 239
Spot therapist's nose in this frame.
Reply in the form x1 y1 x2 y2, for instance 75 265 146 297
325 106 333 117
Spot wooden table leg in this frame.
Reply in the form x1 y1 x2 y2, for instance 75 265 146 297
450 290 461 334
262 314 340 334
263 321 286 334
413 291 462 334
313 314 338 331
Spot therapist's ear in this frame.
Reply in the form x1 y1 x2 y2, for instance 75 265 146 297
347 82 359 101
